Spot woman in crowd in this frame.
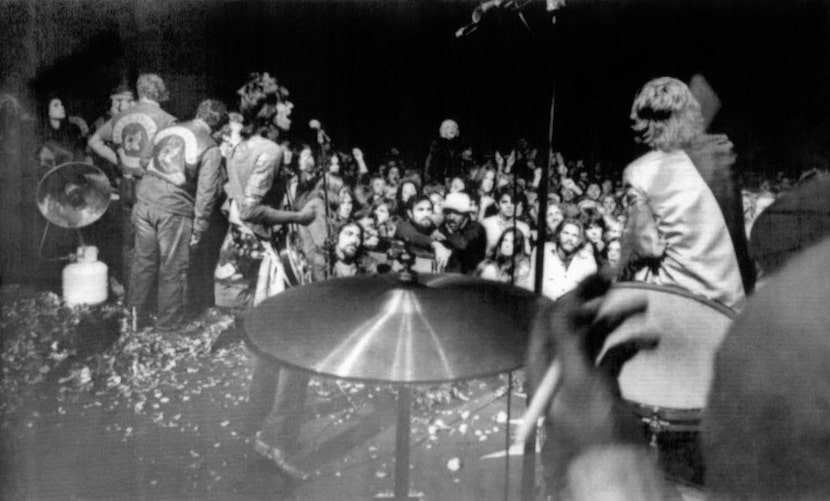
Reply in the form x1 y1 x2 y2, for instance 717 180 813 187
601 236 622 270
394 179 420 219
38 95 89 169
583 211 606 257
474 165 498 220
372 199 396 239
333 184 355 224
448 176 467 194
476 227 532 289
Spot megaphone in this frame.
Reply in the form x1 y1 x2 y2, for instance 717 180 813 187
37 162 112 228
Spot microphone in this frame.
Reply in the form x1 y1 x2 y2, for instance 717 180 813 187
455 0 506 39
308 119 330 145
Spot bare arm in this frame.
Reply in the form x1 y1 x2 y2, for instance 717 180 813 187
88 129 118 167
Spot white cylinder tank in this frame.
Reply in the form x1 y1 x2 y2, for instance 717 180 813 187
63 245 108 306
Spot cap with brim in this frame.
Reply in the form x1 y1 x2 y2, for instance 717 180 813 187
443 192 474 213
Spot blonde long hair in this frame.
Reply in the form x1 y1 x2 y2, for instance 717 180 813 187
630 77 704 152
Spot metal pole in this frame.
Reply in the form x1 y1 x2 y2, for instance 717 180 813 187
394 386 412 501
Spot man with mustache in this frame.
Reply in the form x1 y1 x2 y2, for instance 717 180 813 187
435 192 487 274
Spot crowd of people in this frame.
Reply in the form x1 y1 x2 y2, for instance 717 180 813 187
26 70 830 497
32 73 812 313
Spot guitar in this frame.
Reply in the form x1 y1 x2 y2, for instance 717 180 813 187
277 177 313 287
275 224 311 287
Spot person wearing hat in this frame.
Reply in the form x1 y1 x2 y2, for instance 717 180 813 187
434 191 486 274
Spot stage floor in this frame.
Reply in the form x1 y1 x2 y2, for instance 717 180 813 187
0 338 533 501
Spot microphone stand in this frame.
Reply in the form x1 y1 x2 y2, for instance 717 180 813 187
316 125 334 278
457 3 561 500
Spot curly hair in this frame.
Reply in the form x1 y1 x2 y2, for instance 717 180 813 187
236 72 290 138
630 77 703 152
136 73 169 102
195 99 229 132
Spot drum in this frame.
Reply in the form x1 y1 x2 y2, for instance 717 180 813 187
596 282 736 436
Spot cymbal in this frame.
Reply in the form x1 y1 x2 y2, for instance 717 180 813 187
37 162 112 229
245 273 549 384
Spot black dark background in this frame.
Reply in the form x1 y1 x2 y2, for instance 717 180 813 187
2 0 829 171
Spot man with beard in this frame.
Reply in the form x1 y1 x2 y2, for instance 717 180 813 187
530 218 597 301
436 192 487 274
330 221 377 276
393 195 451 260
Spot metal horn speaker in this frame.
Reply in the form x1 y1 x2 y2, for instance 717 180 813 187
37 162 112 229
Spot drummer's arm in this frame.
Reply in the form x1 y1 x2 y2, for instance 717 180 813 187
527 274 671 500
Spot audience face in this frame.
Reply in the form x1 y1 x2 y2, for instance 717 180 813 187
449 177 466 193
499 230 516 257
299 146 315 173
356 216 379 249
586 223 603 244
408 199 433 229
48 98 66 122
338 191 354 219
601 179 614 196
546 205 564 233
557 222 583 255
482 171 496 195
561 188 576 203
372 177 386 196
602 195 617 215
605 222 622 241
606 239 621 267
282 144 294 166
586 183 601 201
443 208 468 233
387 166 401 186
336 223 362 261
401 182 418 204
374 202 391 224
329 154 340 174
439 119 459 140
497 193 515 219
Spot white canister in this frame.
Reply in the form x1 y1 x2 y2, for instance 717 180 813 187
63 246 108 306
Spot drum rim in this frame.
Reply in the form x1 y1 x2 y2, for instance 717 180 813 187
611 281 737 319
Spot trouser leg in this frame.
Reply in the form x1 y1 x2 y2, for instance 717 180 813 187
270 370 310 454
155 212 192 330
243 354 280 437
121 177 138 301
129 202 159 323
